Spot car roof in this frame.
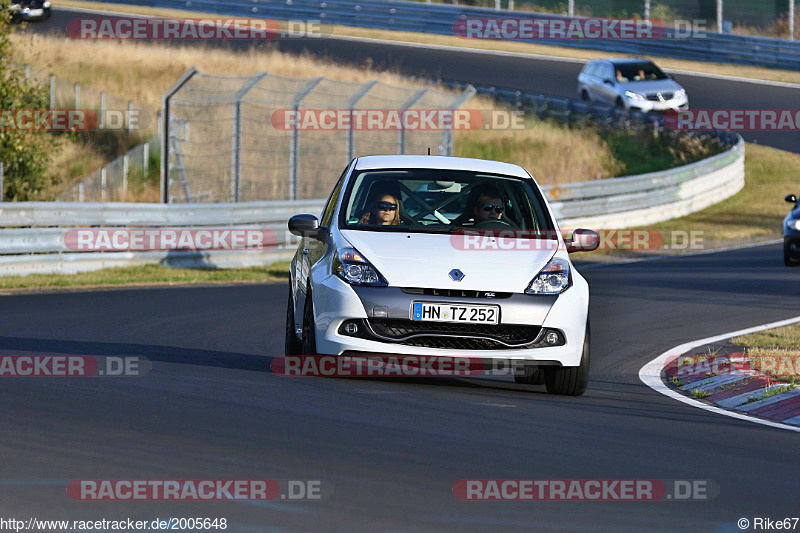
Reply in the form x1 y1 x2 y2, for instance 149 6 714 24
602 57 655 65
353 155 531 179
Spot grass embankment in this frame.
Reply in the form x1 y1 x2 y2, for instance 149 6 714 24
55 0 800 86
0 263 290 293
732 323 800 384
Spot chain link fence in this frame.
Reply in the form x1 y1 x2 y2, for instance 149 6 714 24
162 69 476 203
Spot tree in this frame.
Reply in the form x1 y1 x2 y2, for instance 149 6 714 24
0 6 54 201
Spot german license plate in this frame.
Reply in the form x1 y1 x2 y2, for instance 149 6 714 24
412 302 499 324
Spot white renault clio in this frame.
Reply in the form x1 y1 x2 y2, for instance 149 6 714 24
286 155 598 395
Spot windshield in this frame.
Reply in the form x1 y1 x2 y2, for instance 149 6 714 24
614 62 669 82
338 168 555 235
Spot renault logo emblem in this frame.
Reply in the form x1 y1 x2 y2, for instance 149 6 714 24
449 269 465 281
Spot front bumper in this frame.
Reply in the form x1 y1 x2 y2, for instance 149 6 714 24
629 96 689 113
311 274 588 367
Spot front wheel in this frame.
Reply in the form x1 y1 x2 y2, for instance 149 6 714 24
785 240 799 266
285 288 301 356
544 323 590 396
301 289 318 356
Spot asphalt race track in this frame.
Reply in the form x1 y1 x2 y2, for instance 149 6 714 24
29 6 800 153
1 243 798 531
4 6 798 532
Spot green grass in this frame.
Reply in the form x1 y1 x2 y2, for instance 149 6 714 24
0 263 291 292
690 389 712 399
732 324 800 349
742 384 796 404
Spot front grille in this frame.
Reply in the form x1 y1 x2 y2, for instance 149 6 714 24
365 319 541 350
646 92 673 102
402 287 511 299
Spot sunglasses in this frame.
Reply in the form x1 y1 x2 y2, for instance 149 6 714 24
376 201 398 211
480 203 504 214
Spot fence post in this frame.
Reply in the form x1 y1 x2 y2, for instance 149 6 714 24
127 100 135 135
101 167 107 201
74 83 80 110
442 85 476 156
79 182 84 202
160 67 198 204
49 75 55 109
100 92 106 130
0 162 4 202
230 72 268 203
25 64 30 80
346 80 378 162
397 88 428 155
123 154 129 199
143 141 150 175
289 77 324 201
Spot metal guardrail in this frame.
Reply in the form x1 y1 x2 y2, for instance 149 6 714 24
84 0 800 70
0 136 744 275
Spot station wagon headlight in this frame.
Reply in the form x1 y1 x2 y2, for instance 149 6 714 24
525 257 571 295
789 219 800 231
334 247 388 287
674 89 686 99
625 91 647 101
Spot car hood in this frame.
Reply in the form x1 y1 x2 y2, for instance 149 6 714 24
340 229 558 293
619 79 683 94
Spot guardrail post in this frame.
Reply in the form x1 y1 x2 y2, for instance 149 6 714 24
791 0 795 40
230 72 268 203
143 141 149 175
79 182 84 202
346 80 378 162
397 88 428 155
74 83 80 110
0 162 4 202
289 77 324 201
25 64 30 80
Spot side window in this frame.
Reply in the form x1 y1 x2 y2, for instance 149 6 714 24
320 163 350 226
603 64 615 82
585 63 597 77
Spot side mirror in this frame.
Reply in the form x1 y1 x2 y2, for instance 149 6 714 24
288 214 324 241
604 78 614 86
785 194 797 204
567 228 600 253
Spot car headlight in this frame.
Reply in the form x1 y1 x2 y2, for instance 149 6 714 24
789 219 800 231
674 89 686 99
625 91 647 101
43 1 51 7
334 247 388 287
525 257 571 295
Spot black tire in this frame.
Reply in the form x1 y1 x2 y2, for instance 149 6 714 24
285 288 301 356
544 323 590 396
514 365 545 385
784 241 799 266
615 97 625 109
301 288 318 356
580 89 590 102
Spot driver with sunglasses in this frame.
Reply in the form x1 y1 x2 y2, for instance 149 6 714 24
472 187 505 223
358 191 401 225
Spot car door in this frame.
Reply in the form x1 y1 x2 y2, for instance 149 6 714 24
596 62 618 105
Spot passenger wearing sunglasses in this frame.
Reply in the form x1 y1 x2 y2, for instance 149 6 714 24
358 192 401 225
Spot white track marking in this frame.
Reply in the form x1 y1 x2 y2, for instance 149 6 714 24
639 315 800 432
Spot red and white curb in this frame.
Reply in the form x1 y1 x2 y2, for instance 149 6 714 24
639 316 800 432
